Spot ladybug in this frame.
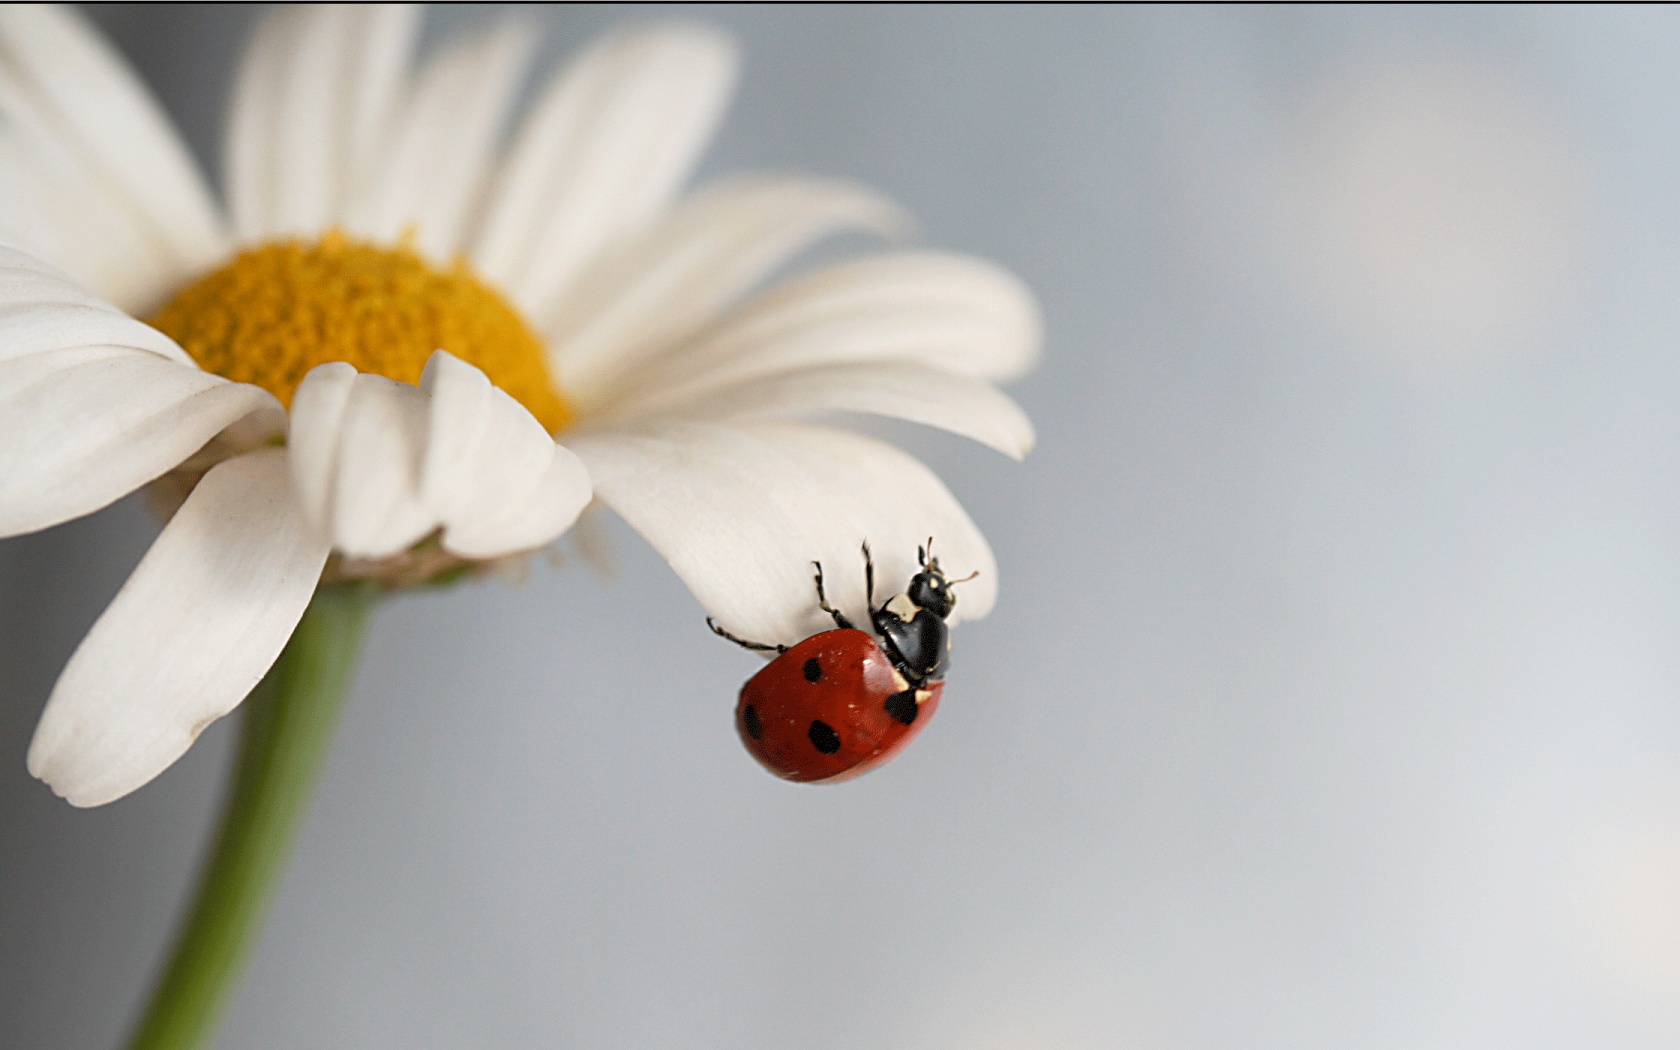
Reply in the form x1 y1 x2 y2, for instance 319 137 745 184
708 540 977 783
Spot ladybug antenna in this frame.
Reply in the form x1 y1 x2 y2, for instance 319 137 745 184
919 537 937 568
948 569 980 586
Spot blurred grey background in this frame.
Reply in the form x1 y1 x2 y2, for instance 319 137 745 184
5 4 1680 1048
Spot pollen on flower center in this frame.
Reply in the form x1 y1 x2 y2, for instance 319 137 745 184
148 232 571 433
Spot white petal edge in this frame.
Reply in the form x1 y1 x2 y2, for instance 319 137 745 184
606 252 1042 409
289 354 589 560
475 24 738 318
0 5 228 302
27 447 330 807
607 360 1035 460
344 21 536 262
568 421 995 648
545 177 911 409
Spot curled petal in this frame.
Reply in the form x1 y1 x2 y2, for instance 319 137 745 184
27 448 330 807
419 352 590 558
569 421 995 648
476 24 738 319
289 353 589 560
285 359 357 536
291 368 432 559
327 373 434 558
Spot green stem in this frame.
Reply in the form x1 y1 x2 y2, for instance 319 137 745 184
128 582 378 1050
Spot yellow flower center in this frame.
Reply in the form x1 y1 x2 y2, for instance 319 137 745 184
148 232 571 433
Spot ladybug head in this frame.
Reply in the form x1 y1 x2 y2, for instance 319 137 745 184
908 539 977 620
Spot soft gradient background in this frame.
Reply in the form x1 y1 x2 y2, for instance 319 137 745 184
6 5 1680 1048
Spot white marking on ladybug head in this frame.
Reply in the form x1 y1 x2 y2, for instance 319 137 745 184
885 592 920 621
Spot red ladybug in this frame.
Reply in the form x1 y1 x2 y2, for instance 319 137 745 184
708 541 976 783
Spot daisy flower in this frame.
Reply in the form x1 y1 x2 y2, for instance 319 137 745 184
2 4 1037 809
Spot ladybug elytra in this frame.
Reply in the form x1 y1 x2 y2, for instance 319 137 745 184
708 541 976 783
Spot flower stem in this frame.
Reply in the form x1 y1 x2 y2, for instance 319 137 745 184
128 582 378 1050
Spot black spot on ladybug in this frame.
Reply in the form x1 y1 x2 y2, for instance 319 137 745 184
742 704 763 740
802 657 823 683
808 719 841 754
884 689 919 726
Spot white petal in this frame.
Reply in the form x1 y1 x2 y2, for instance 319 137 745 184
27 447 330 807
760 422 997 626
0 6 229 309
262 7 344 236
223 0 290 239
341 5 422 199
286 360 357 535
475 24 738 318
330 374 433 559
611 360 1035 460
344 22 536 261
568 421 995 648
611 252 1041 409
0 102 167 310
452 446 591 558
289 356 587 560
0 346 279 537
546 177 910 409
0 248 283 537
226 5 421 241
419 352 590 559
0 243 192 365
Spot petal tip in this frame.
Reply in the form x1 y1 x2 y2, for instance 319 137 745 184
1007 410 1037 460
26 738 124 809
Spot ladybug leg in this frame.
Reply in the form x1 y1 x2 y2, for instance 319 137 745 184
707 617 787 654
861 540 876 614
812 561 855 630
